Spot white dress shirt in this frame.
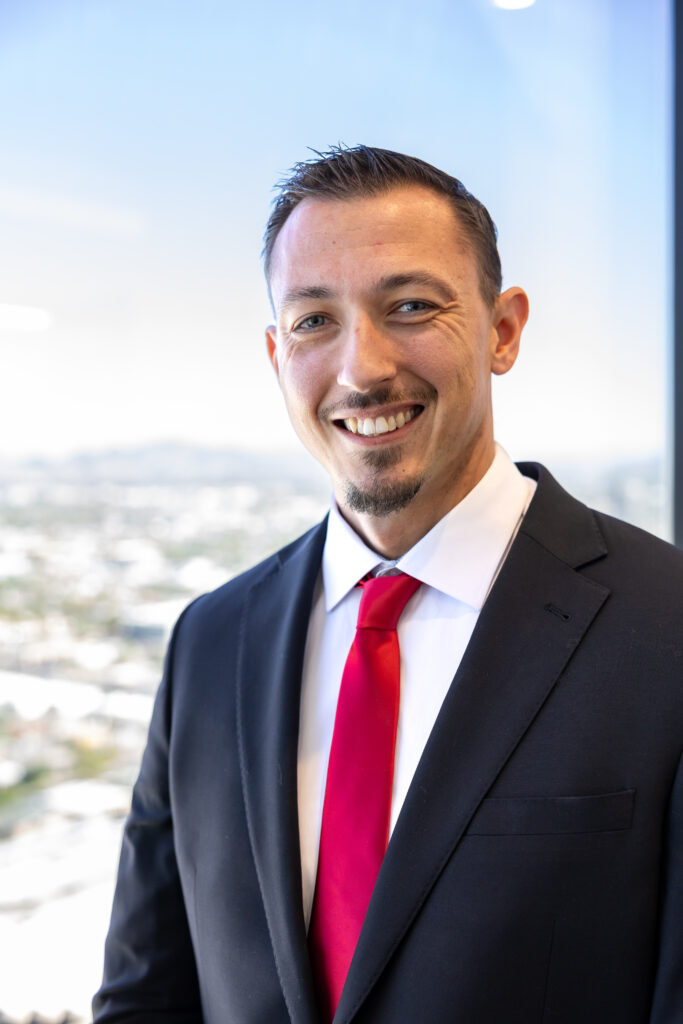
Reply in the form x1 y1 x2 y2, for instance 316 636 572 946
297 445 536 926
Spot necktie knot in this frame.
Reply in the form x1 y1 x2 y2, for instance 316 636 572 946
357 573 421 631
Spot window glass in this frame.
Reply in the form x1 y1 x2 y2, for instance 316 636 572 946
0 1 671 1018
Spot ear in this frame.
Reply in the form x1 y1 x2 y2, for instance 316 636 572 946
490 287 529 376
265 326 279 378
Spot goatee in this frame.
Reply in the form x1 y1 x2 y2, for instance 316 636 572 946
343 469 423 517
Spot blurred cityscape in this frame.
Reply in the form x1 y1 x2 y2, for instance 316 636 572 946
0 443 668 1021
0 443 327 1022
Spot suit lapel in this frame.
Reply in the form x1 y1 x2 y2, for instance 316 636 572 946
237 521 327 1024
334 466 611 1023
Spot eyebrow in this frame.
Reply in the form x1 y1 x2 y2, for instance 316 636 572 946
374 272 456 302
279 272 456 314
279 285 334 312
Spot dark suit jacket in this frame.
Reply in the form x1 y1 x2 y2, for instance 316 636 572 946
93 464 683 1023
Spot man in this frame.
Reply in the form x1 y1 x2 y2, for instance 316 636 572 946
94 146 683 1023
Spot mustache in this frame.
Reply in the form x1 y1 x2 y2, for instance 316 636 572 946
319 385 435 421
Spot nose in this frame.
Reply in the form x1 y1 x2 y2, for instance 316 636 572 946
336 316 398 392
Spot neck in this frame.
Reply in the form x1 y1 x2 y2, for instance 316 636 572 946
336 453 495 559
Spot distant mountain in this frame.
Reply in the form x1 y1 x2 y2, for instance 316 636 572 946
0 444 668 538
0 442 328 489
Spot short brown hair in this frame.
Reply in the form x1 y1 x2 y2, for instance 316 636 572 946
263 144 502 307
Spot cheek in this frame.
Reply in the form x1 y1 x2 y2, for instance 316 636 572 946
413 343 470 396
425 348 488 424
279 352 329 420
411 323 477 383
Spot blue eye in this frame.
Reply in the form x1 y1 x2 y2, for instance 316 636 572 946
296 314 327 330
396 300 430 313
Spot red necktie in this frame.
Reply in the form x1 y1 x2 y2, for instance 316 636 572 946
308 573 422 1021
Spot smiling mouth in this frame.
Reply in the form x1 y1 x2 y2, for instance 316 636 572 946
336 405 422 437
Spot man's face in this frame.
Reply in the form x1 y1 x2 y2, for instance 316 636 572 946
266 185 524 536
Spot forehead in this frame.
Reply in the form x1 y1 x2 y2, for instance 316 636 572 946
268 185 476 306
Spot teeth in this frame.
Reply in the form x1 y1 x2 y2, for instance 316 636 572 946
342 408 418 436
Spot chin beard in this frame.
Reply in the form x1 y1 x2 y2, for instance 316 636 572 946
339 442 423 516
342 444 423 517
343 473 423 517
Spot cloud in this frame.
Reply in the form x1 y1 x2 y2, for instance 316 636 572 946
0 182 144 237
0 303 52 332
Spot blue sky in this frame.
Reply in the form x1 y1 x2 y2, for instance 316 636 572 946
0 0 671 463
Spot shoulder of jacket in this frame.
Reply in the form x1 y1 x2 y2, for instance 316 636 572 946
174 517 327 633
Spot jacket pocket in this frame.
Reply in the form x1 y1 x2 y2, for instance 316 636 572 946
466 788 635 836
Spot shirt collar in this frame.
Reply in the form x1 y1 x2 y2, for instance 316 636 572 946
322 444 536 612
